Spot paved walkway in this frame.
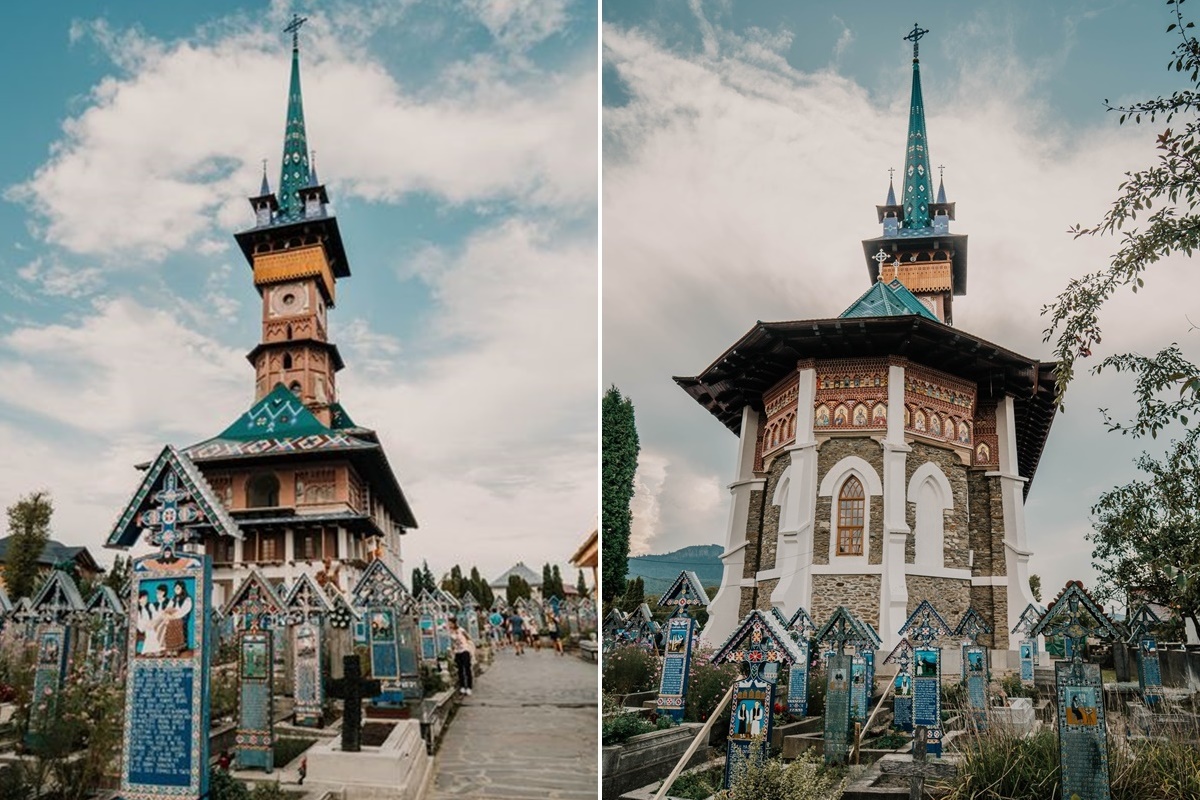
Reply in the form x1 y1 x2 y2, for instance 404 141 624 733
429 647 598 800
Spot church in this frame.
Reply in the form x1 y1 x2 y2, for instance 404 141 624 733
177 25 417 605
676 28 1056 656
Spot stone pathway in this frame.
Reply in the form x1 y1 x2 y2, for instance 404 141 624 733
429 648 598 799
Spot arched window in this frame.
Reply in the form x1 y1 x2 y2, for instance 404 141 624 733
836 477 865 556
247 473 280 508
286 324 293 340
289 381 302 396
282 353 293 370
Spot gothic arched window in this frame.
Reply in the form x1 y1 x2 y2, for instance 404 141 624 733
836 476 865 556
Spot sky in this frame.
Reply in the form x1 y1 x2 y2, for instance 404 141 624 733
0 0 597 585
602 0 1199 611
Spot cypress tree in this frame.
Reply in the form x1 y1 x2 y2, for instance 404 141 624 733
602 386 639 601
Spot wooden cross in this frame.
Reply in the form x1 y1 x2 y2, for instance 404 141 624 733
139 472 201 554
328 655 381 753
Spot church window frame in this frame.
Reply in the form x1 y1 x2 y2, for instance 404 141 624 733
907 462 953 570
836 477 865 556
818 455 881 565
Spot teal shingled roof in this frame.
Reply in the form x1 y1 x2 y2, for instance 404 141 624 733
217 384 330 441
840 279 938 322
328 402 357 430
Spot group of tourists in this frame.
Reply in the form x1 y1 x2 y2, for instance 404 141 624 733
485 608 569 656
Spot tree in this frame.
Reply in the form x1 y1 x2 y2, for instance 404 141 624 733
603 386 640 601
1029 574 1043 603
104 555 131 597
617 576 645 613
468 566 494 607
576 569 588 597
1044 1 1200 435
550 565 564 600
1088 427 1200 634
541 564 553 598
506 575 532 606
4 492 53 601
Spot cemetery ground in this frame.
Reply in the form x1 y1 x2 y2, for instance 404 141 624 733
601 626 1200 799
428 646 598 799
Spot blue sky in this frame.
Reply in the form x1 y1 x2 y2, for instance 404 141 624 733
602 1 1199 609
0 0 597 582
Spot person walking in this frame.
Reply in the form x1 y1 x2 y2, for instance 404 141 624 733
448 618 475 695
548 614 564 656
508 611 526 655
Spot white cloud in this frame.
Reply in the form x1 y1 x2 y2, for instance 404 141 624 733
10 14 596 262
602 20 1200 595
463 0 571 50
17 258 104 298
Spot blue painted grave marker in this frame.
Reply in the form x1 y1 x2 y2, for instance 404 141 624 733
884 638 914 732
356 561 420 704
224 570 283 772
1127 604 1164 707
283 573 333 727
814 606 875 765
655 571 707 721
26 570 86 745
898 599 953 757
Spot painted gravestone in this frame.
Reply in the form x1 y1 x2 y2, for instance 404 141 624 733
326 588 363 680
418 591 442 661
884 638 914 731
27 570 86 745
353 559 420 704
458 591 481 642
1031 581 1124 800
712 610 804 788
655 571 708 721
602 608 626 652
86 585 127 680
898 599 953 757
1012 603 1043 688
814 606 874 765
283 573 333 727
783 607 816 717
224 570 284 772
955 607 992 728
106 445 237 800
1127 604 1163 707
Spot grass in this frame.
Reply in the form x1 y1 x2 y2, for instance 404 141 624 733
271 737 316 767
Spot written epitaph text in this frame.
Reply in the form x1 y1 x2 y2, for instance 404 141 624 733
356 561 419 705
655 571 707 722
1128 605 1163 707
815 606 875 765
225 572 282 772
1032 581 1123 800
329 655 381 752
898 600 953 758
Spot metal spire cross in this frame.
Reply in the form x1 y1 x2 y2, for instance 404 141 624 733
903 23 930 60
887 166 895 182
937 164 945 180
284 13 308 49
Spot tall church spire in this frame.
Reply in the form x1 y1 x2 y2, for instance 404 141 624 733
278 14 311 222
900 23 933 230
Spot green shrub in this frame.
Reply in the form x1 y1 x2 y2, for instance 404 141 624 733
209 770 251 800
685 646 740 726
249 782 295 800
666 765 723 799
272 737 316 768
421 663 448 695
602 645 659 696
719 740 844 799
997 673 1036 700
601 712 658 745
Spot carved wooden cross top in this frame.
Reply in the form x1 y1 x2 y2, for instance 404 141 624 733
328 655 382 753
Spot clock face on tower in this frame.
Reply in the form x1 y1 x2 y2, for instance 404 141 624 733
268 282 311 317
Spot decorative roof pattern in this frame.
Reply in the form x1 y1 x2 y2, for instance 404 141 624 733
1126 604 1163 642
658 570 709 610
954 607 993 643
329 403 358 430
217 384 331 441
898 599 953 646
283 572 334 621
86 585 125 616
222 569 284 630
29 570 87 620
840 278 938 322
884 637 914 672
1011 603 1046 637
106 444 241 549
814 606 875 653
351 559 413 611
787 607 818 639
1030 580 1122 647
711 608 805 669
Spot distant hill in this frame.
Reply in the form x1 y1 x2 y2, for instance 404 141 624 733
627 544 723 595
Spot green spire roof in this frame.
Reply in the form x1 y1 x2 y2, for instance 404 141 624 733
277 37 311 222
840 279 938 322
217 384 331 441
901 32 934 229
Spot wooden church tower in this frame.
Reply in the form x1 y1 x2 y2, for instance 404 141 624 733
676 26 1057 658
184 18 417 605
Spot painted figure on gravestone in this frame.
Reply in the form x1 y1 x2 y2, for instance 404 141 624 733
955 607 992 729
898 599 953 758
655 571 708 722
26 570 86 746
106 445 235 800
223 570 284 772
712 609 804 789
283 573 334 727
1127 604 1164 708
1031 581 1123 800
353 559 420 705
1012 603 1043 688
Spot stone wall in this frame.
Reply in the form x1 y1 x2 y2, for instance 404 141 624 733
811 574 880 629
967 472 1002 577
812 437 884 565
903 442 970 570
740 486 766 581
970 584 1009 649
756 454 789 574
906 576 970 628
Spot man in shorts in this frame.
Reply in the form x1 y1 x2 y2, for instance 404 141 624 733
508 611 526 655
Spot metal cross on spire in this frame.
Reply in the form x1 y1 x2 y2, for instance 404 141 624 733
938 164 945 179
904 23 929 60
888 166 895 181
284 13 308 50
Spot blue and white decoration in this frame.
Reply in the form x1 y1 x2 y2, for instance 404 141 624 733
355 561 420 704
654 571 708 721
898 599 952 757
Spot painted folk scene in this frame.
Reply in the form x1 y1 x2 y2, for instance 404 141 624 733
602 5 1200 800
0 5 598 800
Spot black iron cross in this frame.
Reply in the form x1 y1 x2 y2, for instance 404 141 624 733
903 23 930 59
880 727 957 800
328 655 381 753
284 13 308 49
